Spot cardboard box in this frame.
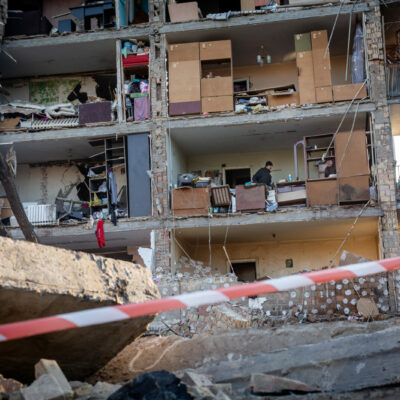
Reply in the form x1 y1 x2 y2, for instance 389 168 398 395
241 0 255 11
172 187 210 216
296 51 316 104
201 96 233 113
201 76 233 97
168 42 199 62
200 40 232 61
312 48 332 87
333 83 367 101
315 86 333 103
294 33 311 52
169 60 201 103
267 92 299 106
311 30 328 50
168 2 199 23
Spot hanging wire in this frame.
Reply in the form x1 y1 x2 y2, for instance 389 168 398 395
328 199 371 266
336 99 362 176
323 0 345 59
322 78 368 161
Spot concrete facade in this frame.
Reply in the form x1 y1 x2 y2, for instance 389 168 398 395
1 1 400 305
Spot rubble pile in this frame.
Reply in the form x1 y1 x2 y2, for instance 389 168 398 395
149 254 392 338
3 319 400 400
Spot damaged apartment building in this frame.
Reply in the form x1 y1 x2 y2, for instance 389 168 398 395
1 0 400 318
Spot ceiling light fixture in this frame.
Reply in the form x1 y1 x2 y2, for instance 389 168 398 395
257 45 271 67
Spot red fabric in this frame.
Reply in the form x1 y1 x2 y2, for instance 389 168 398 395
96 220 106 248
122 54 149 68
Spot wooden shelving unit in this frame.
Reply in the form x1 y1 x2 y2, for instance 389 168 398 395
200 40 233 113
304 131 370 206
88 136 126 218
122 60 149 122
304 133 335 180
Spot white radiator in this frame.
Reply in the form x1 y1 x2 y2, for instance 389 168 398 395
26 204 57 226
10 204 57 227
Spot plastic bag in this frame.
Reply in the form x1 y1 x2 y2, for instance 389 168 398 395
351 24 365 84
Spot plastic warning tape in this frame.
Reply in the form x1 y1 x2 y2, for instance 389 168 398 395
1 257 400 342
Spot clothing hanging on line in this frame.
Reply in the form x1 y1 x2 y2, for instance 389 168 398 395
108 170 118 206
96 220 106 248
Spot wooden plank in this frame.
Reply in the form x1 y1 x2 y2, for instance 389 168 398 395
335 130 369 177
306 179 337 206
169 60 201 103
0 152 38 243
338 175 370 203
296 51 316 104
172 188 210 216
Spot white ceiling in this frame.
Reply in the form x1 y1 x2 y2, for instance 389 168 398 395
1 39 117 79
32 227 151 251
167 14 358 66
170 113 367 155
0 136 101 163
175 216 378 244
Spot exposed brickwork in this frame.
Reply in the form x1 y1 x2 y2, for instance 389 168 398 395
148 0 166 23
148 31 170 271
149 34 168 119
365 7 400 311
153 229 170 272
149 271 391 336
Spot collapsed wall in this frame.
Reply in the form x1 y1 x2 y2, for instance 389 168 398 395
150 253 392 337
0 236 160 382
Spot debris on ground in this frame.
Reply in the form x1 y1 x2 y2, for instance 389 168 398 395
250 373 320 395
107 371 192 400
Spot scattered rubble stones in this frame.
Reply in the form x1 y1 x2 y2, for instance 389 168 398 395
0 375 23 395
91 382 122 400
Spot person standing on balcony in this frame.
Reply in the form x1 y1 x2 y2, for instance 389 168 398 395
252 161 274 189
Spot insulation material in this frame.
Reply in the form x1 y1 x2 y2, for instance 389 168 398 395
351 24 365 84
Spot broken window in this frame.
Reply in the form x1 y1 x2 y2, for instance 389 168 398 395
231 261 257 282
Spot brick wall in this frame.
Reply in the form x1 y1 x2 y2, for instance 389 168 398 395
149 269 391 336
365 7 400 311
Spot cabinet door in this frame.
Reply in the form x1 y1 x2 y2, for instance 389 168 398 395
168 60 201 103
126 133 151 217
335 130 369 177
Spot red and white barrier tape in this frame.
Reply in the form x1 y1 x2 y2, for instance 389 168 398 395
1 257 400 342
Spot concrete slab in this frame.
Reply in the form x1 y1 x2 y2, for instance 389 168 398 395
0 237 159 383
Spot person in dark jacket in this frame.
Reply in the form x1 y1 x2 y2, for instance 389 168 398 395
252 161 274 188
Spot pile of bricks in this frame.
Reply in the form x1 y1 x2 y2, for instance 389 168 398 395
150 265 392 337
